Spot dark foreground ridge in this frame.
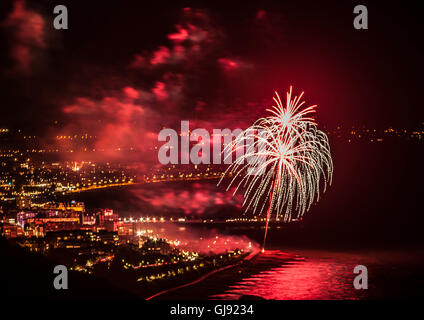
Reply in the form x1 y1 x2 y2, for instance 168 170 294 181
0 237 138 299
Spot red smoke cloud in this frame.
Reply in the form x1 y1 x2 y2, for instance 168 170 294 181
168 25 189 41
2 0 46 74
218 57 253 74
256 9 267 20
130 8 219 69
58 87 152 161
152 81 168 101
55 71 187 163
151 46 171 65
57 9 217 162
130 54 146 69
132 182 243 215
123 86 140 100
218 58 239 71
54 7 261 166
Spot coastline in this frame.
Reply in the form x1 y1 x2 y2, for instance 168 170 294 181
145 249 261 300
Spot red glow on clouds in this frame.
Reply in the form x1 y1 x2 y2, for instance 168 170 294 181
132 183 243 215
2 0 46 74
256 9 267 20
218 57 253 74
131 8 218 69
173 45 185 60
11 45 31 73
153 82 168 101
218 58 239 70
63 97 96 114
151 46 171 65
5 0 45 47
55 7 261 165
58 92 153 162
168 26 189 41
123 86 139 100
130 54 146 69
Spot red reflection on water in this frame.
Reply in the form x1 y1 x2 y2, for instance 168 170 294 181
211 250 365 300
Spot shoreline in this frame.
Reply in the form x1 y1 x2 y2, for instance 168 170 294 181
145 249 260 300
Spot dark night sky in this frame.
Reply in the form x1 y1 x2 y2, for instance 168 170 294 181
0 0 423 135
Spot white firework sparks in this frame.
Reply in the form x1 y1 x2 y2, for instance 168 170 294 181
218 86 333 249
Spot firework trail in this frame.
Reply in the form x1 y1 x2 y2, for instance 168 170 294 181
218 87 333 251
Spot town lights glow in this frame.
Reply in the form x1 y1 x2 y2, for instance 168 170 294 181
219 87 333 251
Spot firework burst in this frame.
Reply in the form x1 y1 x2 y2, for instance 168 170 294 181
218 86 333 251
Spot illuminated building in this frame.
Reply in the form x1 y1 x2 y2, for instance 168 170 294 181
45 230 118 249
96 209 118 231
117 222 135 237
141 238 174 255
41 201 85 213
82 214 96 225
46 230 96 249
22 210 82 236
17 238 48 253
2 222 24 238
96 230 119 245
17 195 32 210
17 211 37 227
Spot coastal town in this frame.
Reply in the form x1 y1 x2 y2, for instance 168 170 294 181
0 199 249 298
